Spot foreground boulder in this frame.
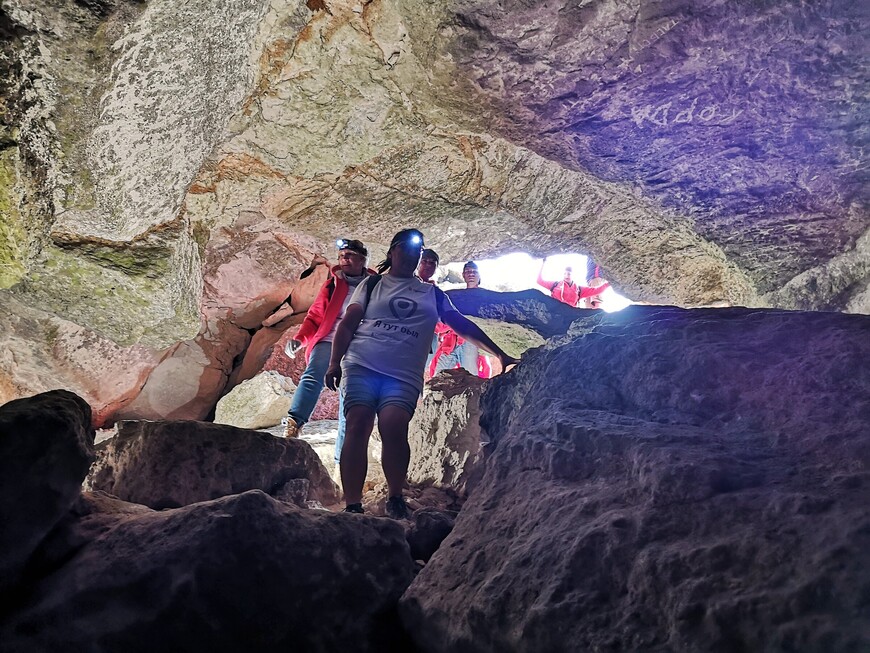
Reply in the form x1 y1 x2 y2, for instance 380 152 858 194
2 490 415 652
401 306 870 652
85 420 338 508
0 390 94 594
409 370 488 495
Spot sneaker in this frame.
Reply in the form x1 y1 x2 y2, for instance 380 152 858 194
343 503 364 514
283 418 301 439
385 495 410 520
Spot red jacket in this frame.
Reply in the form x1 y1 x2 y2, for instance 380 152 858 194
537 268 609 307
296 265 376 362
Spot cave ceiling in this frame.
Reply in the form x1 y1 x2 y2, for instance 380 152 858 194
0 0 867 350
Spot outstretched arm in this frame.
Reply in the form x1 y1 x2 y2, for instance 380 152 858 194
442 312 519 372
324 303 365 390
578 281 610 299
536 257 553 290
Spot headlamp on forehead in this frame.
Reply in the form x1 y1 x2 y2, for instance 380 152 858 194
388 229 425 253
334 238 368 257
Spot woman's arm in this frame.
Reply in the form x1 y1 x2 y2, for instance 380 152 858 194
324 303 365 390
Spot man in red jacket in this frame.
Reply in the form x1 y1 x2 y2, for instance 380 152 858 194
536 256 609 307
283 239 374 467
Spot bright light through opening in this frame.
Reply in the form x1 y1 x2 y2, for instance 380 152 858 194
437 252 633 312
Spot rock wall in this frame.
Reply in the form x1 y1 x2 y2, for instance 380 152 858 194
3 0 866 346
0 0 867 417
400 306 870 651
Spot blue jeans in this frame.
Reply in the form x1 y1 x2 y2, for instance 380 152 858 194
434 340 478 374
287 340 347 464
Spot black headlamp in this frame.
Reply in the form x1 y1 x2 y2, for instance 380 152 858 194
335 239 368 256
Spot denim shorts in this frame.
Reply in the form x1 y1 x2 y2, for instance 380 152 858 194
341 363 420 417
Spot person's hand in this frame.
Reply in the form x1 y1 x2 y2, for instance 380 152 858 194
284 339 302 358
324 362 342 391
498 354 520 373
311 253 329 267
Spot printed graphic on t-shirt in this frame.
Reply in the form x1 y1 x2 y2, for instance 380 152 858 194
390 297 418 320
343 275 458 392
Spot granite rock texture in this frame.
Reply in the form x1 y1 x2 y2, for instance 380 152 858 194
85 419 339 508
400 306 870 652
3 0 866 344
408 369 488 495
404 0 869 309
0 0 867 419
2 490 415 653
0 390 94 594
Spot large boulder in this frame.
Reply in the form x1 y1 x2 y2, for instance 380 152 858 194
0 296 163 427
115 316 251 422
408 369 488 495
214 370 295 429
1 490 415 652
400 306 870 652
0 390 94 593
85 419 338 508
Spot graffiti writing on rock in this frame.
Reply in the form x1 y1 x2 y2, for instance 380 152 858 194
618 18 680 71
630 97 743 129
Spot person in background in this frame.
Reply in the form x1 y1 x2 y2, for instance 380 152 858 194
282 239 374 474
417 248 439 283
537 256 609 307
582 260 609 309
417 248 441 375
325 230 519 518
431 261 480 375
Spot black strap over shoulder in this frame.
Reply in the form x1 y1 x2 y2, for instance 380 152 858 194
364 274 382 303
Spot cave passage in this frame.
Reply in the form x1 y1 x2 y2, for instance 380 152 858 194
435 251 633 312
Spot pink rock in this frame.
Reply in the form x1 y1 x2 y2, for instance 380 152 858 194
115 318 250 422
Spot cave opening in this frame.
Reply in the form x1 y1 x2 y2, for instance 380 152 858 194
433 251 633 312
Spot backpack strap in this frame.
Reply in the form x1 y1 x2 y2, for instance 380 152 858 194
551 281 559 292
364 274 382 304
325 276 336 301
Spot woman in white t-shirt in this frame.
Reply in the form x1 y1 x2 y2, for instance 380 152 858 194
325 229 519 518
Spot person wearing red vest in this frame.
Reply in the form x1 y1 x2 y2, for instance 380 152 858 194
431 261 481 375
282 239 375 469
537 256 609 307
